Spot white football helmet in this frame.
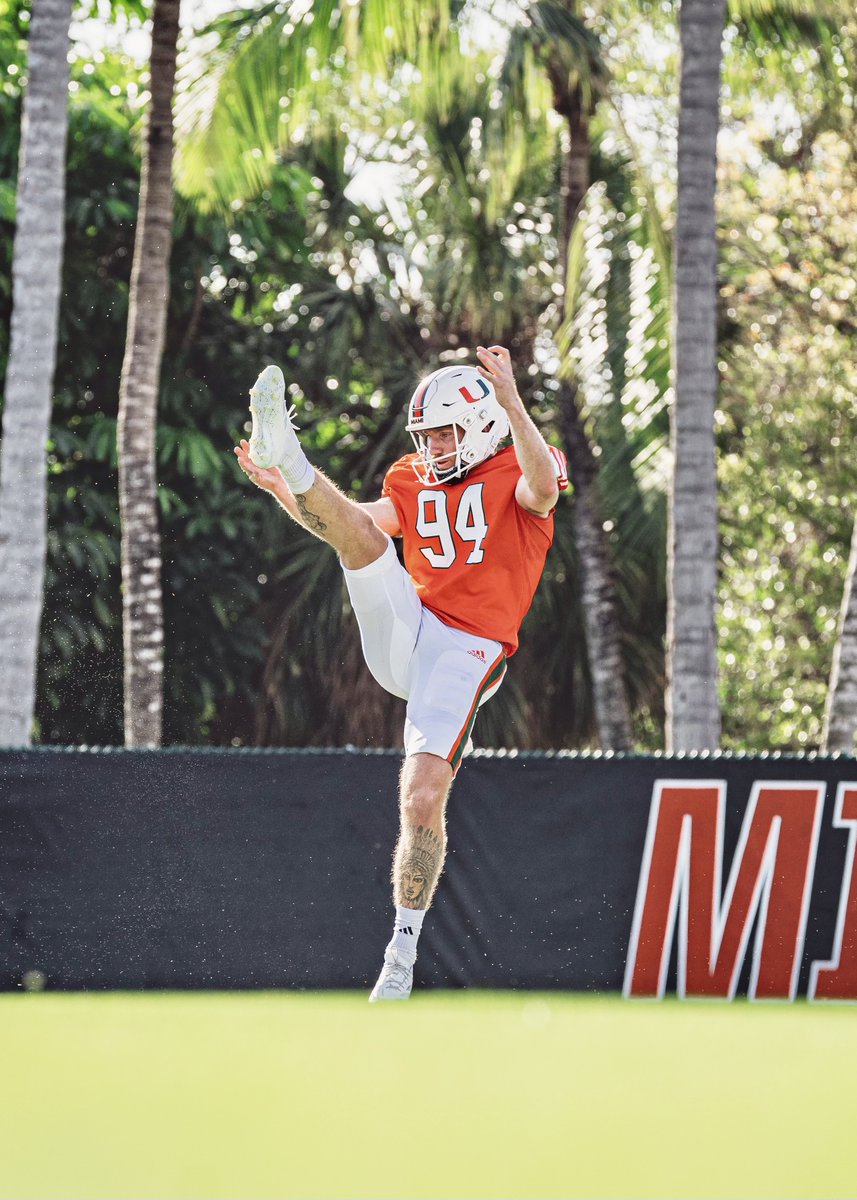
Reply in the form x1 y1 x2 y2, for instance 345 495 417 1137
406 365 510 486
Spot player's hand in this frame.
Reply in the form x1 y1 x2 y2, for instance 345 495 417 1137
475 345 523 412
234 440 282 493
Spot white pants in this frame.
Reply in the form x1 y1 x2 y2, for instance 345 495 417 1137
342 538 506 772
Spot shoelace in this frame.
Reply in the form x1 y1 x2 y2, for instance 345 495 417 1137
383 964 411 993
286 403 299 430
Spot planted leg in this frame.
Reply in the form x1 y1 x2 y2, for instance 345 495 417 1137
369 753 454 1002
393 753 453 910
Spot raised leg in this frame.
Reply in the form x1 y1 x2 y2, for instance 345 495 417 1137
285 471 389 570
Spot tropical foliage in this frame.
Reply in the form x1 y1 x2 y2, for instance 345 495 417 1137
717 127 857 750
1 0 856 752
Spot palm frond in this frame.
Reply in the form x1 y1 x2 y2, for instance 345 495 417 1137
498 0 610 122
603 98 672 291
559 178 671 530
498 23 557 122
176 0 456 210
727 0 850 34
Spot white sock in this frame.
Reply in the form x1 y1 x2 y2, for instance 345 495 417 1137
388 906 425 963
280 456 315 495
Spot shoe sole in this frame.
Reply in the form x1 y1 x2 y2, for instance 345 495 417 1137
248 365 289 469
368 990 411 1002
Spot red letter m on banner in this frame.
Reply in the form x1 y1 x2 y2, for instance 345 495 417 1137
624 782 824 1000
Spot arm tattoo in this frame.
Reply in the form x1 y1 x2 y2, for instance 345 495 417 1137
295 492 328 534
399 824 444 909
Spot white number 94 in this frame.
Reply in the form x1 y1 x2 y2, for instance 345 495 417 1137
416 484 488 568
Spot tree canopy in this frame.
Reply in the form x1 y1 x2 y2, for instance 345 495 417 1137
1 0 856 751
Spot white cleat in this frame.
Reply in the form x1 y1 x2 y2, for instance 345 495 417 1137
369 948 414 1002
248 364 300 470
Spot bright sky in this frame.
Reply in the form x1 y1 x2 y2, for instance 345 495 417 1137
71 0 513 64
70 0 242 62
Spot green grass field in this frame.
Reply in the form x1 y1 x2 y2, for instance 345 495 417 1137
1 991 853 1199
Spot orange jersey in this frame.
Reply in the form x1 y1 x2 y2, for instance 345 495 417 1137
382 446 555 656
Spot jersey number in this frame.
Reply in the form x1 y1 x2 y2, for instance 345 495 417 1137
416 484 488 568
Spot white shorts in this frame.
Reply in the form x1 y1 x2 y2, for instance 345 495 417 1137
342 538 506 772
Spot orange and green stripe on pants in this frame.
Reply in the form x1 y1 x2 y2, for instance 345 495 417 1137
448 651 507 774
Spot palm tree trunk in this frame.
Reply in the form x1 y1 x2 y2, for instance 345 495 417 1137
0 0 72 746
666 0 726 753
551 59 634 750
117 0 180 747
822 516 857 752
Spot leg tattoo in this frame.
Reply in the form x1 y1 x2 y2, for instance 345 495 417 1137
395 823 445 910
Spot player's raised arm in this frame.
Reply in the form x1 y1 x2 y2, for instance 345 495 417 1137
475 345 560 517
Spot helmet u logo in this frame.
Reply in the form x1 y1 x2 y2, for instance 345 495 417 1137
458 380 490 404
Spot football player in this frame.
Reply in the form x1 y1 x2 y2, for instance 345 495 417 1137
234 345 568 1000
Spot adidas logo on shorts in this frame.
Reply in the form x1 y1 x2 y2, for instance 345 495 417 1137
468 648 487 662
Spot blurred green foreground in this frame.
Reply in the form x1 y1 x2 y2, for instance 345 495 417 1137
1 992 853 1199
